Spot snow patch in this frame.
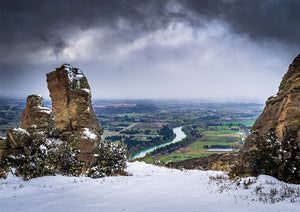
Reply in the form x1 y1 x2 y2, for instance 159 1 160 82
83 128 97 139
44 138 63 147
62 64 84 82
12 128 29 136
39 144 47 151
82 88 91 94
37 106 52 114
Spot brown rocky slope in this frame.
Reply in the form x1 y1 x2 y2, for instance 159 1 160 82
230 53 300 183
243 54 300 150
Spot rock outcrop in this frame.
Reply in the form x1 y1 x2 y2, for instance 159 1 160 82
231 54 300 183
21 95 55 136
46 64 102 137
46 64 103 161
0 64 103 162
0 95 54 159
5 95 54 150
243 54 300 150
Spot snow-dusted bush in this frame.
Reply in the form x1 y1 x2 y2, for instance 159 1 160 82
0 137 127 180
86 141 127 178
230 129 300 184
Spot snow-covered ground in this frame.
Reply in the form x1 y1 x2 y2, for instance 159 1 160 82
0 162 299 212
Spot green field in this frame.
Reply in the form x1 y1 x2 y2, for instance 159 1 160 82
88 101 261 165
141 128 245 166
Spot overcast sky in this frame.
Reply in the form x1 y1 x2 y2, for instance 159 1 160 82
0 0 299 102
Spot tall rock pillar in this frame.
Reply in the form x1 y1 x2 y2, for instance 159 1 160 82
46 64 103 161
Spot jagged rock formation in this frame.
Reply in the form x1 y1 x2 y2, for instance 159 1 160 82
0 64 103 162
4 95 54 152
21 95 55 136
1 65 127 179
4 95 55 151
0 96 53 159
243 54 300 150
46 64 103 161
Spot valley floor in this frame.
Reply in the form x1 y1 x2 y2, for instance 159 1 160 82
0 162 299 212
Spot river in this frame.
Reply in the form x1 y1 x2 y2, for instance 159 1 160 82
130 126 187 160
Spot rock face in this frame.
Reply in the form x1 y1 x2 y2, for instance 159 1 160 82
21 95 55 135
243 54 300 150
46 64 102 136
46 64 103 161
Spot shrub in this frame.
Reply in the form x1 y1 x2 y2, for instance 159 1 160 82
0 137 127 180
86 141 127 178
230 129 300 184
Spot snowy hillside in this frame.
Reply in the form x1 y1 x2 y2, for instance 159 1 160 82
0 162 299 212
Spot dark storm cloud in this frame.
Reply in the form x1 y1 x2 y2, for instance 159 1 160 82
0 0 299 100
1 0 300 53
0 0 170 58
1 0 299 58
180 0 300 46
